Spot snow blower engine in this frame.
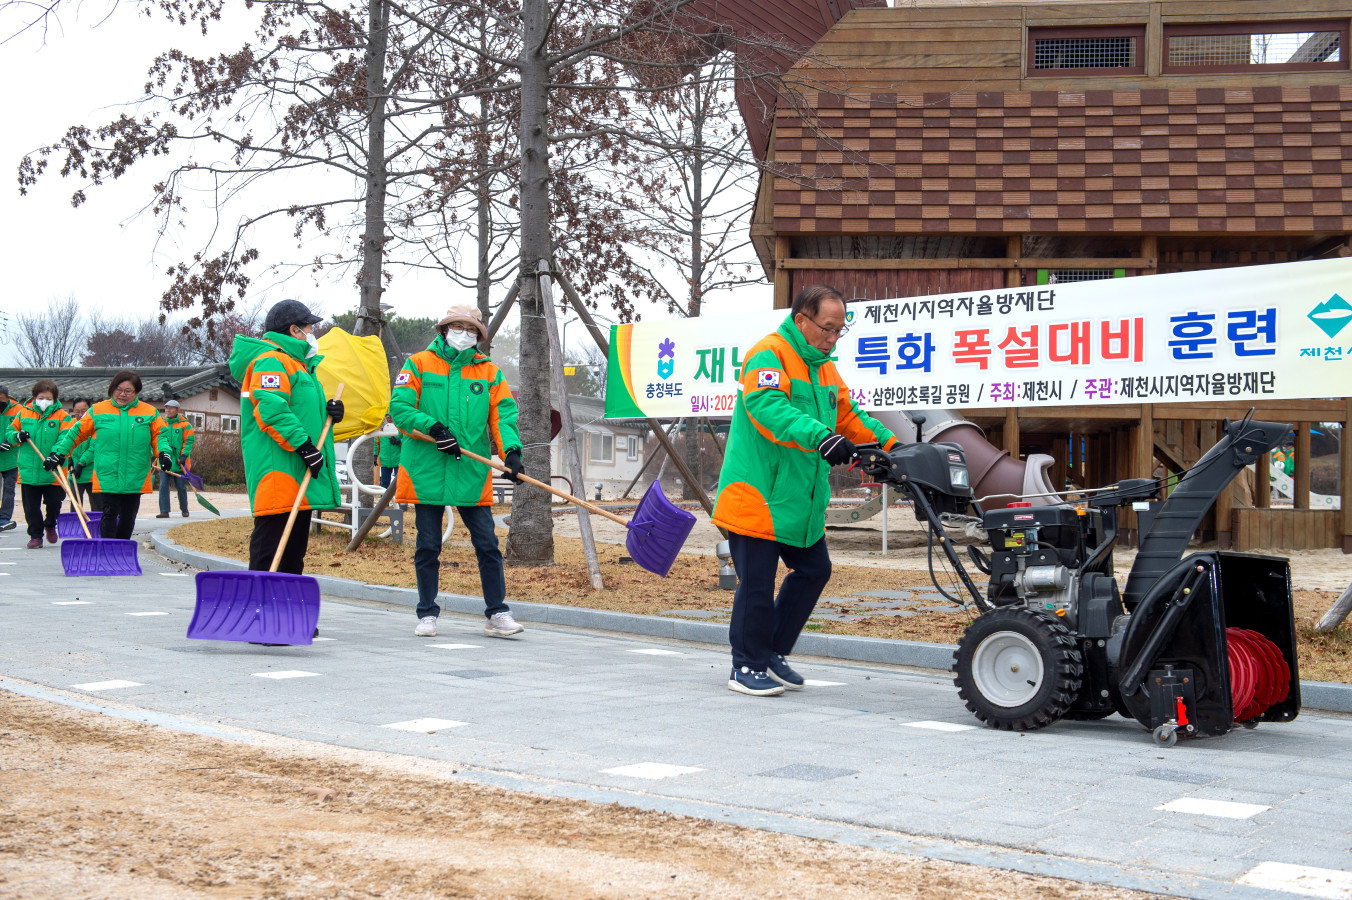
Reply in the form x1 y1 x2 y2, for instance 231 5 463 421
856 413 1301 747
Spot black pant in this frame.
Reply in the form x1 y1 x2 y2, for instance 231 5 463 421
73 480 96 511
727 533 832 670
249 510 313 574
100 493 142 540
87 489 103 513
21 483 64 539
414 504 508 619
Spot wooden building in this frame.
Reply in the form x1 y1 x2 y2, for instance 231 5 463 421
746 0 1352 550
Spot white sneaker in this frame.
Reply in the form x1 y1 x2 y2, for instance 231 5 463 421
484 611 524 637
414 616 438 637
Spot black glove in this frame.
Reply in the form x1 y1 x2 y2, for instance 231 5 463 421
816 433 857 467
14 430 30 444
296 440 325 477
158 451 175 471
0 442 10 453
502 449 524 483
428 423 461 459
326 399 345 423
73 464 85 479
43 452 67 472
389 435 402 447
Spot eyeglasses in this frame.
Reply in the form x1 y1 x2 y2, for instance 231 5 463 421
446 323 475 333
802 314 849 337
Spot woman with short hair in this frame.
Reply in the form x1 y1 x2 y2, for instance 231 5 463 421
49 370 173 540
3 379 75 548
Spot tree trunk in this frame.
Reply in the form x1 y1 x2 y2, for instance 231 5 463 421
355 0 389 344
475 95 493 327
682 85 705 501
505 0 555 565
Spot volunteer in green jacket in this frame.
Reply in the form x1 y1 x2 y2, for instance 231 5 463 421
374 416 401 488
390 304 525 639
156 399 196 519
711 285 899 696
228 299 343 574
49 370 174 540
6 379 76 548
0 385 19 532
68 399 98 512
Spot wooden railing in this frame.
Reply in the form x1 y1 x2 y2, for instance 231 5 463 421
1231 508 1341 552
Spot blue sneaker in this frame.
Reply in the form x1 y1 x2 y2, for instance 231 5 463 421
0 521 15 533
728 666 784 696
767 654 804 690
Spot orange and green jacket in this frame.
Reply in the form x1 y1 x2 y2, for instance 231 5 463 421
0 399 19 474
389 334 521 507
228 332 341 517
711 315 898 548
162 415 196 471
70 416 96 484
5 402 75 486
375 435 401 470
53 398 172 494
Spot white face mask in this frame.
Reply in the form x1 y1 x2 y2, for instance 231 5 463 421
305 332 320 358
445 329 478 351
34 398 53 412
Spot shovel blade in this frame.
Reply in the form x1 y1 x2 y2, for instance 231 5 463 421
625 483 697 577
60 538 141 577
188 571 320 645
56 511 102 539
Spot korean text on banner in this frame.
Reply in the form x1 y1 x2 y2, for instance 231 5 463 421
603 258 1352 419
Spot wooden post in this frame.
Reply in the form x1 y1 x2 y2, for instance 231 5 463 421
774 236 792 309
1343 398 1352 553
1255 450 1271 508
1295 421 1311 510
1137 404 1154 480
1006 235 1022 289
1140 235 1158 274
1004 407 1020 458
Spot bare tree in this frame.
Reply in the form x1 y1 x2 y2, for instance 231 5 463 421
12 295 87 367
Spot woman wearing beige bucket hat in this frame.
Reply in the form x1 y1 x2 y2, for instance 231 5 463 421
389 303 527 638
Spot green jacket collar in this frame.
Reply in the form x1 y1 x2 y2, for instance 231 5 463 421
430 334 481 367
263 331 322 372
111 397 136 411
777 315 832 369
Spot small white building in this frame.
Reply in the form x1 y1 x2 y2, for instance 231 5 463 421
549 393 648 501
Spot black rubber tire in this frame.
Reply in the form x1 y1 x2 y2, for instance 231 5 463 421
954 607 1083 731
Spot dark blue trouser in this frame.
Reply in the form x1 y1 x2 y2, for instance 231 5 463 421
414 503 508 620
159 470 188 514
379 467 394 488
727 532 832 670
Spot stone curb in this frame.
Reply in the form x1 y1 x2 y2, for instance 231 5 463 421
150 528 1352 715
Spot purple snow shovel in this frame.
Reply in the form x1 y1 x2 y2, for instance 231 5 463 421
34 446 141 577
186 384 343 645
414 432 697 576
57 509 102 539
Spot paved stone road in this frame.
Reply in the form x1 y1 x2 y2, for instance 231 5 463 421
2 520 1351 900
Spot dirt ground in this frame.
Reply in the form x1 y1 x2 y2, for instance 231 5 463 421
0 689 1159 900
170 506 1352 683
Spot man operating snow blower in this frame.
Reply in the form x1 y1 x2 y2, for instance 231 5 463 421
712 285 899 696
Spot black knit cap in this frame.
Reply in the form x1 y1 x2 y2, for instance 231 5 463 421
264 299 323 335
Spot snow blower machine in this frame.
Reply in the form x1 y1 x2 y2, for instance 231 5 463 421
856 412 1300 747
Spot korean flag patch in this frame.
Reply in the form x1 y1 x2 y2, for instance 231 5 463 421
756 370 782 390
259 374 281 390
395 372 412 386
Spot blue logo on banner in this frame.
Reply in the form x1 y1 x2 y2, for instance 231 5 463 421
1309 294 1352 338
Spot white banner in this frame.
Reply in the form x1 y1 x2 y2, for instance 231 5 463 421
604 258 1352 419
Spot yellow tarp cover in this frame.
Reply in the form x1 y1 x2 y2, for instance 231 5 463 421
315 327 390 441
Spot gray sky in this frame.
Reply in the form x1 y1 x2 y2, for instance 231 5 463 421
0 2 771 365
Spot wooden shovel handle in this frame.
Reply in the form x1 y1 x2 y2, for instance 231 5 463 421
409 430 630 528
28 442 91 538
271 383 344 573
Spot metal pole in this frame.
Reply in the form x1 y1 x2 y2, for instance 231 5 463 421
538 259 605 589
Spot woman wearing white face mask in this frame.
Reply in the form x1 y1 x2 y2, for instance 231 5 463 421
2 379 76 549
